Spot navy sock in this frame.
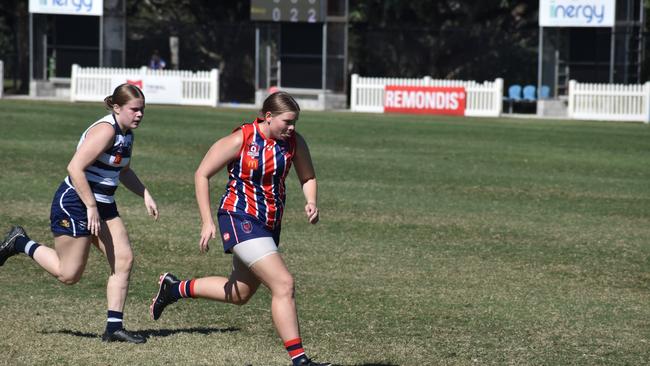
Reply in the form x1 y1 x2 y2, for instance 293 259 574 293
170 279 195 300
106 310 123 334
14 236 40 258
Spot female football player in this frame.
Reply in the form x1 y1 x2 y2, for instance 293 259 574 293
0 83 158 344
150 91 330 366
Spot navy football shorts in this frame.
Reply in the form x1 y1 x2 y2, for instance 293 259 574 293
217 210 280 253
50 180 119 237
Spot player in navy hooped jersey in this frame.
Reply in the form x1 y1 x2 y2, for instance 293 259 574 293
150 92 331 366
0 84 159 344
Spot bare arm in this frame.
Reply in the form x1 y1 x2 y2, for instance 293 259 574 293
194 130 243 252
293 133 319 224
120 165 159 220
66 122 114 236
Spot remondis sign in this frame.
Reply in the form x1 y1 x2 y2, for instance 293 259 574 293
29 0 103 16
539 0 615 27
384 86 466 116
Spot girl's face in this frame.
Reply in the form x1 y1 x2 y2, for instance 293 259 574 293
265 111 297 140
113 98 145 130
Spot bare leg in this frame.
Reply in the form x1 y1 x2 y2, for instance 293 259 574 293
92 217 132 312
191 256 261 305
248 253 300 342
190 253 299 341
31 235 92 284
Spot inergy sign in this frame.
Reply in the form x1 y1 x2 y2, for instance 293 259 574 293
539 0 615 27
29 0 103 16
384 86 466 116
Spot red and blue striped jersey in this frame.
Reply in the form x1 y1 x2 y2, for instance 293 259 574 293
219 118 296 229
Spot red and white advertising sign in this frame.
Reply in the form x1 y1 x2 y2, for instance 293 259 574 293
110 76 183 104
384 85 466 116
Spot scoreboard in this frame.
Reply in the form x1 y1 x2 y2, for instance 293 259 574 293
251 0 327 23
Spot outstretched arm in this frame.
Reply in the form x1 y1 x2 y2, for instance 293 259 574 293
194 130 243 252
293 133 319 224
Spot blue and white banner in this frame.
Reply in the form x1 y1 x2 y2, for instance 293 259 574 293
539 0 616 27
29 0 103 16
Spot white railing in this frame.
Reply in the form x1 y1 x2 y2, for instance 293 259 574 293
350 74 503 117
70 64 219 107
568 80 650 123
0 60 4 99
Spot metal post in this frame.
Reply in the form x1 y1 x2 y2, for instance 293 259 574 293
255 26 260 90
343 0 349 95
42 34 47 80
537 27 543 96
29 13 33 83
99 15 104 67
554 50 559 97
609 25 615 83
266 45 271 89
122 1 126 66
638 0 645 84
623 0 632 83
322 22 327 92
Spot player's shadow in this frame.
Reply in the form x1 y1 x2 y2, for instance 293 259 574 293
140 326 240 338
41 326 239 340
334 364 398 366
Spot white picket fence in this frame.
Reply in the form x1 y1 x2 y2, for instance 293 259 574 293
350 74 503 117
568 80 650 123
70 64 219 107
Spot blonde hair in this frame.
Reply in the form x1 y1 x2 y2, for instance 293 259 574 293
104 83 145 110
261 91 300 117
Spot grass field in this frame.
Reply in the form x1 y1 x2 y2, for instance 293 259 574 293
1 99 650 365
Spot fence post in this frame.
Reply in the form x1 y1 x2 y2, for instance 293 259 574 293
495 78 504 116
210 68 219 107
567 80 576 119
643 81 650 123
350 73 358 112
70 64 79 102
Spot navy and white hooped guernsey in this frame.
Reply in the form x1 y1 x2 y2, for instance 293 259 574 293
64 114 134 204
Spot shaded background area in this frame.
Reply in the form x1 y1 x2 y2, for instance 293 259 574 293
0 1 648 103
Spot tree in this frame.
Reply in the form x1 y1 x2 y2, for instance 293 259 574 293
348 0 540 84
127 0 255 102
0 0 29 93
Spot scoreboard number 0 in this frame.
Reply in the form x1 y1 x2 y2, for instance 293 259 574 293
251 0 326 23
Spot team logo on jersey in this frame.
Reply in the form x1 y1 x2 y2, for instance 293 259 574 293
241 220 253 234
59 219 70 228
223 232 230 241
247 143 260 158
112 143 130 165
245 158 259 170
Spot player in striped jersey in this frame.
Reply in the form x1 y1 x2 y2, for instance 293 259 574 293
0 84 159 344
150 92 330 366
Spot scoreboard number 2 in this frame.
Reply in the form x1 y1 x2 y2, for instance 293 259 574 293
252 0 325 23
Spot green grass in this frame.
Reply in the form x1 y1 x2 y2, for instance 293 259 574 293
1 99 650 365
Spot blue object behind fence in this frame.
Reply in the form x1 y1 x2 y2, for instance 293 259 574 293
508 85 522 101
523 85 536 101
505 85 522 113
538 85 550 99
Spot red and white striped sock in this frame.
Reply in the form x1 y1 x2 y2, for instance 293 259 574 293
172 279 195 299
